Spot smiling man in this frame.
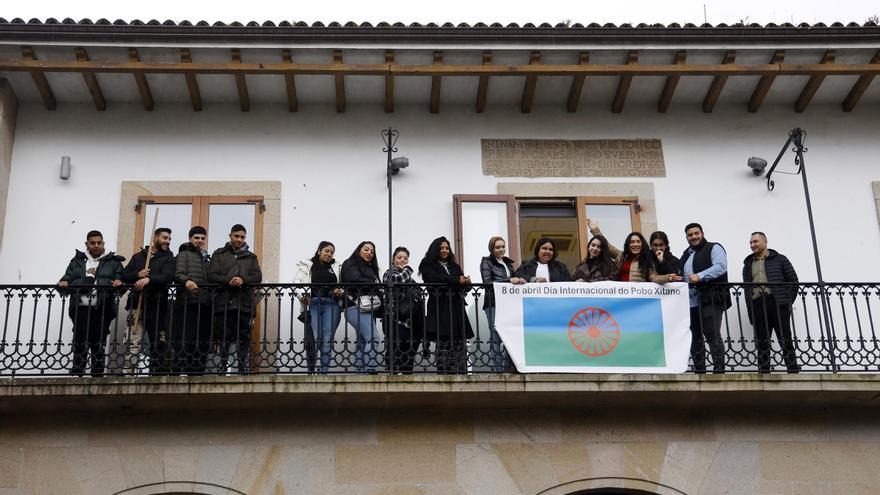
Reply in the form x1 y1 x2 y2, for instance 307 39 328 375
742 232 800 373
680 223 730 373
122 227 177 374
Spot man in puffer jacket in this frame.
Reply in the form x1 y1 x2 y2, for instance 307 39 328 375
742 232 800 373
208 224 262 374
58 230 125 376
171 226 212 374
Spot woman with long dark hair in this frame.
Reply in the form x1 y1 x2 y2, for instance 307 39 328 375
419 236 474 374
479 236 517 371
572 234 619 282
382 246 425 374
340 241 382 373
512 237 571 284
617 232 681 283
294 241 342 374
649 231 683 277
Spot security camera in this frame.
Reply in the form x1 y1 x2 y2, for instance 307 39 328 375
747 157 767 177
390 156 409 175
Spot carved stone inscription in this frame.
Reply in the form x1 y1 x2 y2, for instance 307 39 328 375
481 139 666 178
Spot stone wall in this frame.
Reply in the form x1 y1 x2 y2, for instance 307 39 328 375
2 375 880 494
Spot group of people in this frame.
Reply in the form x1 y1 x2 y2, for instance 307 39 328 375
478 221 800 373
58 218 800 376
59 224 261 376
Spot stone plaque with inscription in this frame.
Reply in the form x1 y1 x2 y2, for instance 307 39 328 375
481 139 666 178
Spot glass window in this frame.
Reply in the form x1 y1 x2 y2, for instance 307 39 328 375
207 204 256 254
141 203 192 250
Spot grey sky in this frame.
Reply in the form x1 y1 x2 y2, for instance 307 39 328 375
2 0 877 26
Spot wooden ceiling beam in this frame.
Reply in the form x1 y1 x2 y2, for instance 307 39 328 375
658 50 687 113
128 48 154 111
2 59 879 77
702 50 736 113
231 49 250 112
429 51 442 114
566 52 590 113
20 47 56 110
179 49 202 111
748 50 785 113
475 51 491 113
842 50 880 112
74 48 106 111
521 51 541 113
384 50 394 113
282 49 297 112
795 50 836 113
334 49 345 113
611 51 639 113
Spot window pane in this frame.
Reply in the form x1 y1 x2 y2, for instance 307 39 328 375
584 204 634 251
142 204 192 251
460 202 509 282
207 204 256 254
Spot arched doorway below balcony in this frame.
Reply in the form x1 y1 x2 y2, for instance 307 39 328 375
536 477 688 495
113 481 246 495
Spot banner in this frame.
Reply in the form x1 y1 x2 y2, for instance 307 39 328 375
494 282 691 373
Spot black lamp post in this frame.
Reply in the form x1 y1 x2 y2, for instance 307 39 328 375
748 127 836 370
381 127 409 268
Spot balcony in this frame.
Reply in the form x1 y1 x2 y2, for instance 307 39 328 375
0 282 878 377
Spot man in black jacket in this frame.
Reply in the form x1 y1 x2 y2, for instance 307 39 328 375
742 232 800 373
209 224 262 374
58 230 125 376
122 227 176 374
171 226 212 374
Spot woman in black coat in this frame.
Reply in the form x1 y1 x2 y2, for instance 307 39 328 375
512 237 571 284
418 236 474 374
479 235 516 372
649 231 683 276
340 241 382 373
382 246 425 374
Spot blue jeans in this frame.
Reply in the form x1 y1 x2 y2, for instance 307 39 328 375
484 307 505 372
344 306 379 372
309 297 341 373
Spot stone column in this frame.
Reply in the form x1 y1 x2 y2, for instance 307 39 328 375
0 79 18 251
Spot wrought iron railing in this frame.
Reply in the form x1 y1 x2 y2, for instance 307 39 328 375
0 282 878 376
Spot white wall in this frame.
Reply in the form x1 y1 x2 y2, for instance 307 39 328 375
1 101 878 284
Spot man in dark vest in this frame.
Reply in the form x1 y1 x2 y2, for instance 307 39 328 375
742 232 800 373
681 223 730 373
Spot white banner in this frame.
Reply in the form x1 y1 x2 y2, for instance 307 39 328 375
494 281 691 373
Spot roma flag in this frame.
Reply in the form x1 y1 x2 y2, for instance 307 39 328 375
493 282 691 373
523 297 665 367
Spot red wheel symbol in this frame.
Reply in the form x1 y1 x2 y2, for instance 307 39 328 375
567 307 620 356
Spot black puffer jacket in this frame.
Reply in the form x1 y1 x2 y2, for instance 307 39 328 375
122 247 176 311
208 243 262 313
174 242 212 306
479 256 516 309
60 250 126 315
515 259 572 283
742 249 799 323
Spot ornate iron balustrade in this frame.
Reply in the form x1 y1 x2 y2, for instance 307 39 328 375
0 282 877 376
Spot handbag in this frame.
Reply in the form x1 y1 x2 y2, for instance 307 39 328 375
357 294 383 313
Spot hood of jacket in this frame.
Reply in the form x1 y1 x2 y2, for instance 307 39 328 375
74 249 125 263
214 242 255 258
178 242 207 255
